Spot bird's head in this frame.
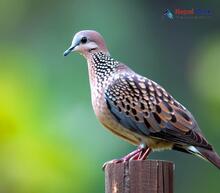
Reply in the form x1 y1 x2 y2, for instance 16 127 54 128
63 30 109 58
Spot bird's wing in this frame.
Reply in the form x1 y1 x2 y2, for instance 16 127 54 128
105 73 212 149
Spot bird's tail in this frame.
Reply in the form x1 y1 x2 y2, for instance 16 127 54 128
196 147 220 169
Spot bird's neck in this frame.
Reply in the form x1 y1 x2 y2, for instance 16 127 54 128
87 52 119 89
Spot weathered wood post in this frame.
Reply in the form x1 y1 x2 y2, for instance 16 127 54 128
105 160 174 193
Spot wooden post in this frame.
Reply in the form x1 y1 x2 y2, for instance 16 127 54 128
105 160 174 193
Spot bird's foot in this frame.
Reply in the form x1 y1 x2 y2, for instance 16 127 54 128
102 145 151 170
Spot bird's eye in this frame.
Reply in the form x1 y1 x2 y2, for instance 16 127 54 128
81 37 87 44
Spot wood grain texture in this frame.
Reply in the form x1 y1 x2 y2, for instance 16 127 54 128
105 160 174 193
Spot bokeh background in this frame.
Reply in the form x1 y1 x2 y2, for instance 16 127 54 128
0 0 220 192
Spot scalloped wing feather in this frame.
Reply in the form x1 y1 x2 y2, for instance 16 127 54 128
105 73 212 150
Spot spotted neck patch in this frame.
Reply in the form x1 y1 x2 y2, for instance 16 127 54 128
91 52 119 84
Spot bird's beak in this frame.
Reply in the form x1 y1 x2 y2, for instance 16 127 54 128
63 38 81 56
63 45 76 56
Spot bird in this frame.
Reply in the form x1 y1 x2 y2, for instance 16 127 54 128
63 30 220 169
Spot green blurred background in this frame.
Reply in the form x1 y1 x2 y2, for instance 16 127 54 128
0 0 220 192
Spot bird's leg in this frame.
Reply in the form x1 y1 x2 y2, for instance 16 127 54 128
102 144 151 170
129 146 152 160
137 147 152 160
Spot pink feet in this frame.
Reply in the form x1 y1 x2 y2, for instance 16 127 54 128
103 144 151 170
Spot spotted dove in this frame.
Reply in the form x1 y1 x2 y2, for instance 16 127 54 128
64 30 220 169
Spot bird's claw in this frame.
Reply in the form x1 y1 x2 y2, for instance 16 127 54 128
102 146 152 170
102 159 124 170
